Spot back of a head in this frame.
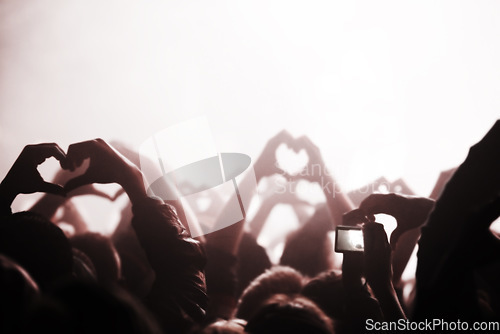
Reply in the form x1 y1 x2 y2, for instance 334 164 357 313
301 270 344 320
0 211 73 289
303 270 383 334
71 232 121 286
196 319 246 334
245 294 334 334
23 281 162 334
112 229 155 298
0 255 40 333
236 266 305 321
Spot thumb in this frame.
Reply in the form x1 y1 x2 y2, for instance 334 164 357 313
112 188 126 201
389 227 404 250
39 181 67 197
64 174 93 193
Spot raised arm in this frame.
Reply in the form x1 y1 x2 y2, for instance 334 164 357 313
0 143 67 216
248 178 312 238
292 136 355 227
414 120 500 321
63 139 208 331
363 222 406 321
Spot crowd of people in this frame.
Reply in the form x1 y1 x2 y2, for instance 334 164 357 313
0 120 498 333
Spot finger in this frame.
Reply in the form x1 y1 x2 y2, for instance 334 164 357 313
296 135 319 151
363 223 374 252
29 143 67 165
364 222 388 251
41 143 67 162
269 130 293 148
276 129 294 142
343 209 369 226
112 188 126 201
64 174 94 193
65 141 95 171
39 181 67 197
276 130 297 150
373 223 389 249
359 194 393 215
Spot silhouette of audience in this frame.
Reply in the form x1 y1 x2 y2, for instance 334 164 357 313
0 121 498 333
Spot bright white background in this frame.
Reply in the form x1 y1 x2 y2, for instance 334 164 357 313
0 1 499 234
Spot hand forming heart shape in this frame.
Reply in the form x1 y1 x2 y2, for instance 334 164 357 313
0 141 125 202
255 130 325 184
275 143 310 176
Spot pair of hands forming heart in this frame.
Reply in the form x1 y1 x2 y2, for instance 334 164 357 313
341 194 435 249
0 140 142 205
255 130 325 183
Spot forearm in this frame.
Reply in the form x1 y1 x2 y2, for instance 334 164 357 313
29 194 68 220
131 196 208 324
392 198 434 283
391 229 420 284
122 168 206 276
0 182 15 216
370 282 406 321
248 201 274 238
208 166 257 255
321 172 354 227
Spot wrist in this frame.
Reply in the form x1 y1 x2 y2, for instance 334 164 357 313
0 181 17 210
369 278 394 296
29 193 69 219
118 167 148 203
253 157 267 183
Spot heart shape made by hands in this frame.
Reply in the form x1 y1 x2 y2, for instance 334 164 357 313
40 157 120 201
275 143 309 176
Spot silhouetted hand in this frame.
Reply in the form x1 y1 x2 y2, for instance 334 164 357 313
52 165 116 200
0 143 67 201
254 130 295 180
286 135 326 184
63 139 146 202
363 222 406 320
342 252 364 291
342 208 372 227
360 193 435 249
363 222 392 288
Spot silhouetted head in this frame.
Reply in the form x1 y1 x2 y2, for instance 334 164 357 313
245 294 334 334
23 281 162 334
301 270 344 319
0 255 40 333
236 266 305 321
71 232 121 286
195 319 246 334
0 211 73 289
303 270 383 334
